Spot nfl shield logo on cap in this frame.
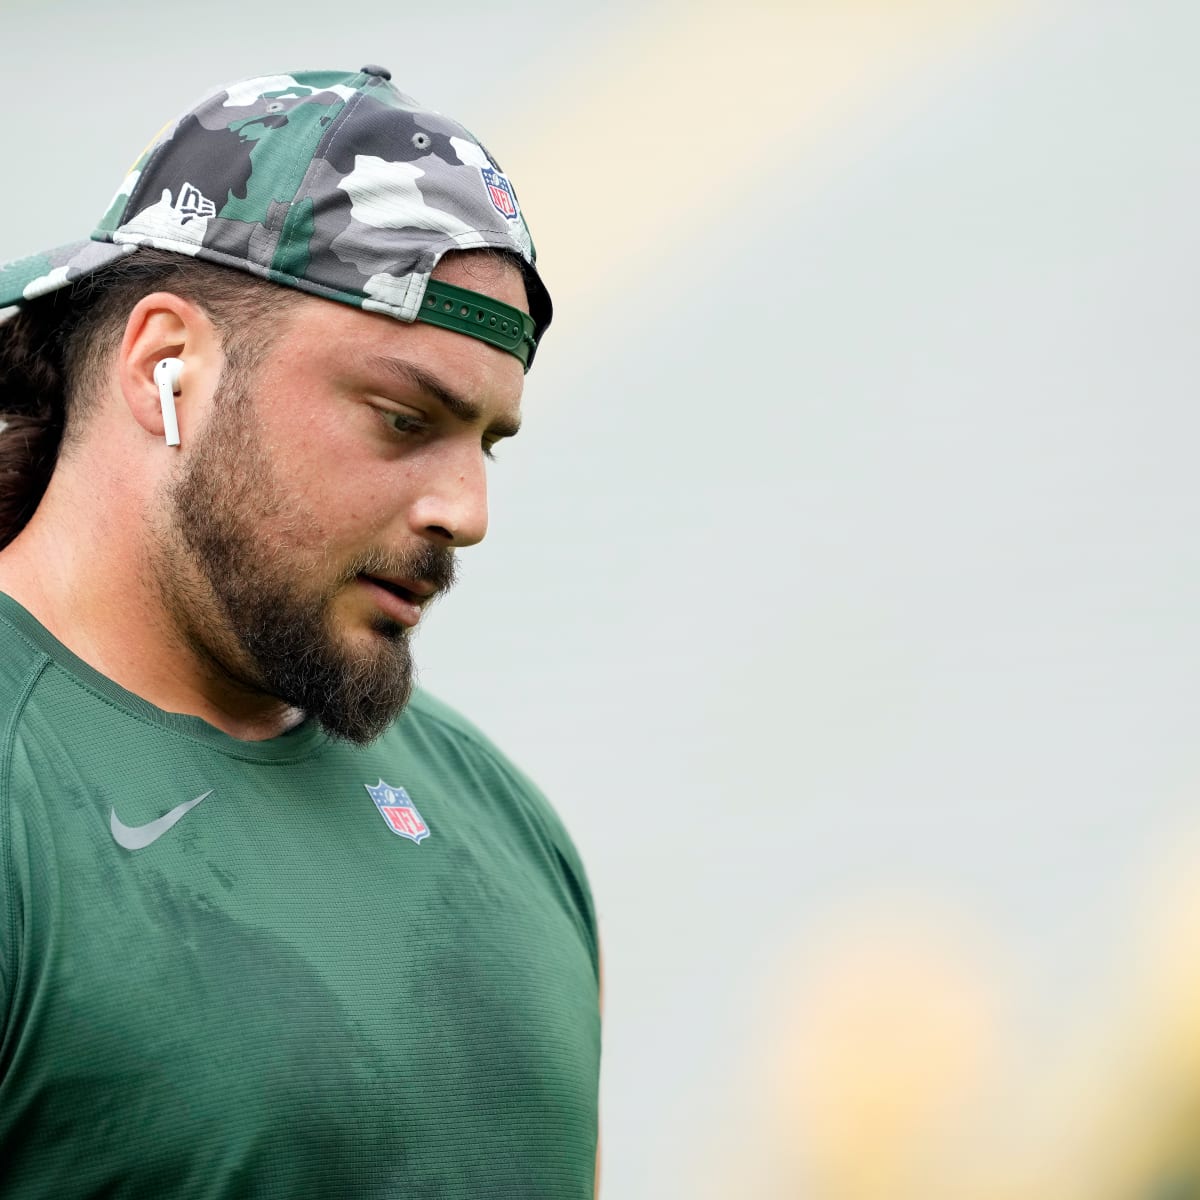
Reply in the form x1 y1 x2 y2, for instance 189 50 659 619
480 166 519 220
364 779 430 844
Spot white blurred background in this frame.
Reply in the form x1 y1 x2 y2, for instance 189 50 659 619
7 0 1200 1194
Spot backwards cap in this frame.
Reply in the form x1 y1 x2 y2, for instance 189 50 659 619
0 66 551 369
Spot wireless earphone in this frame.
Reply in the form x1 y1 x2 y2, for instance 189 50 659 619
153 357 184 447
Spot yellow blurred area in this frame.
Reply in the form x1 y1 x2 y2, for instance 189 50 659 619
700 853 1200 1199
764 909 1005 1199
505 0 1026 311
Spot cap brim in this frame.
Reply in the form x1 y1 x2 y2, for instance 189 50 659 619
0 238 135 309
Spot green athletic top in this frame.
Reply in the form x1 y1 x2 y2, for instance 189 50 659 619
0 594 600 1198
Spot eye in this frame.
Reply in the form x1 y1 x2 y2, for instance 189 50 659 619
482 438 501 462
378 408 427 437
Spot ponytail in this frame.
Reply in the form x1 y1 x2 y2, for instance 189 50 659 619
0 249 284 549
0 297 69 548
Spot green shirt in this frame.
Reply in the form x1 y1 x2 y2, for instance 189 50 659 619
0 595 600 1198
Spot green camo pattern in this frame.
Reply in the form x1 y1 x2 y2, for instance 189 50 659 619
0 69 550 360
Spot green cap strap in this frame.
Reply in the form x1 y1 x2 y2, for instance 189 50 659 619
416 280 537 370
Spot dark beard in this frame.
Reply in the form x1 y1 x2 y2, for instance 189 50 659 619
160 376 456 744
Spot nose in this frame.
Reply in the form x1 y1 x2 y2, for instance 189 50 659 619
407 444 489 548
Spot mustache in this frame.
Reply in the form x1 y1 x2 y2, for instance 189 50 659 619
343 542 458 597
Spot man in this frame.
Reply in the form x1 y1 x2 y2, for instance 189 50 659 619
0 67 600 1197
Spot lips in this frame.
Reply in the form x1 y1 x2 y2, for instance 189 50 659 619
374 575 436 601
358 575 434 627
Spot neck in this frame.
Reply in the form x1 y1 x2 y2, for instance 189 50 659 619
0 455 304 742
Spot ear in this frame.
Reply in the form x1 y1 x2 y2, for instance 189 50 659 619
116 292 225 446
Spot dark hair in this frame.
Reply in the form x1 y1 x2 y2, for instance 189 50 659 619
0 249 283 549
0 245 527 550
0 299 68 549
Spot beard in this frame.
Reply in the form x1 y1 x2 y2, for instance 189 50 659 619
156 365 456 744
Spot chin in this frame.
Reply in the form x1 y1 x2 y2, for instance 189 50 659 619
367 615 408 642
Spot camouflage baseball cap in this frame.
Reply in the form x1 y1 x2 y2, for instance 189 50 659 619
0 66 550 369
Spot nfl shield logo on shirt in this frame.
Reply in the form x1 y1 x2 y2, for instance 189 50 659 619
364 780 430 843
480 166 519 220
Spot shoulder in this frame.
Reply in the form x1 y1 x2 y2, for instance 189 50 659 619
0 603 52 743
0 603 53 1001
403 687 505 749
399 688 577 844
396 688 599 968
399 689 564 831
0 602 49 700
398 688 546 794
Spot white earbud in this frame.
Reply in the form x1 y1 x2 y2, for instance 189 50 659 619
153 357 184 447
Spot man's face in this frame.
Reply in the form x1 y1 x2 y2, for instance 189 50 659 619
157 257 528 743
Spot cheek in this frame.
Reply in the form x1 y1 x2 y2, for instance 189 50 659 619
263 450 412 560
249 380 424 548
251 411 369 529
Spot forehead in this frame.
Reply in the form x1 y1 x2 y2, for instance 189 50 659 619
275 256 529 406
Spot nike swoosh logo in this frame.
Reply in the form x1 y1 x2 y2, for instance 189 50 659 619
110 791 213 851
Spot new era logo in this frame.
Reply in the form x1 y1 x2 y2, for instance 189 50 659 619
174 182 216 224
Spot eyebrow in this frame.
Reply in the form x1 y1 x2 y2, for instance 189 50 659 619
366 355 522 440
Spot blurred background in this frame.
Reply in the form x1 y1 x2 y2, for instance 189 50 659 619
6 0 1200 1194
